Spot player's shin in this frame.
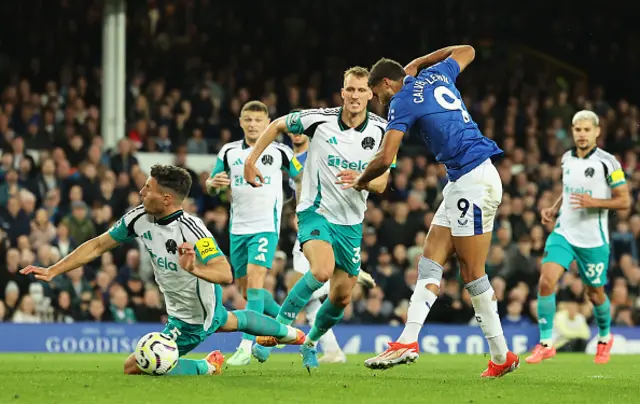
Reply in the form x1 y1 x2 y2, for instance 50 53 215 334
593 296 611 342
465 274 509 365
276 271 324 325
241 288 265 345
233 309 298 341
537 294 556 346
307 299 344 346
306 297 342 354
263 289 281 318
167 358 210 376
397 256 442 343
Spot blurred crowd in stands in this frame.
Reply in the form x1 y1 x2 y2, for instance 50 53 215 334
1 0 640 333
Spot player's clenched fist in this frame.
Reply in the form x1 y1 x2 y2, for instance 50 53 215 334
335 169 358 189
336 169 368 191
206 173 231 195
540 207 557 225
20 265 55 282
178 242 196 272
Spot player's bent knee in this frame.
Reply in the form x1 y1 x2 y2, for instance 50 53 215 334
246 265 267 289
218 311 238 332
538 274 557 296
310 267 332 283
329 292 351 308
417 256 444 285
586 287 606 305
538 263 564 295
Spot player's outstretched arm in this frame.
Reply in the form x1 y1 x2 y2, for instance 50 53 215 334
20 232 119 281
352 129 403 191
244 117 288 187
336 169 389 193
367 170 391 193
404 45 476 76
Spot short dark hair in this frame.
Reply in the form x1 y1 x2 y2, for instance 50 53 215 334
241 100 268 115
150 164 192 201
368 58 406 87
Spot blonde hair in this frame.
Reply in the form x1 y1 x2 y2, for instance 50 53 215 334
343 66 369 81
240 100 268 115
572 110 599 126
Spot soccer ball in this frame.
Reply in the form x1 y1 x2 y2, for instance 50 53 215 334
135 332 179 375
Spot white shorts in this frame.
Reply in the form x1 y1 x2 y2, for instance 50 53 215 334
292 238 330 300
432 159 502 237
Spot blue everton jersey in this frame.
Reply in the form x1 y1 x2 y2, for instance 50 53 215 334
386 57 503 181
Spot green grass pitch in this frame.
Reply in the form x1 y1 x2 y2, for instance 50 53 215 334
1 354 639 404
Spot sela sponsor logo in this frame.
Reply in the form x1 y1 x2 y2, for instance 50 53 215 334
564 185 593 196
234 175 272 186
327 155 369 171
146 247 178 271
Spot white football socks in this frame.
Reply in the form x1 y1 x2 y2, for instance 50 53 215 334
466 277 509 365
397 279 438 343
284 325 299 342
239 338 253 352
598 334 610 344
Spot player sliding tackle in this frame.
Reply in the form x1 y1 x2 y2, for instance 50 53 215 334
347 45 518 377
526 110 630 365
20 164 305 376
244 67 392 371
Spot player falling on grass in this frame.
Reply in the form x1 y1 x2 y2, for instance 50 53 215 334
526 110 630 365
206 101 299 366
21 164 305 376
286 130 377 364
244 66 392 370
347 45 518 378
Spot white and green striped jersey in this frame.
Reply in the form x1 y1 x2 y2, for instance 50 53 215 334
285 107 393 226
108 206 224 328
555 147 626 248
211 140 300 235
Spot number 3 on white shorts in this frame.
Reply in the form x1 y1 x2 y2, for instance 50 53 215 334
352 247 361 263
585 263 605 284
